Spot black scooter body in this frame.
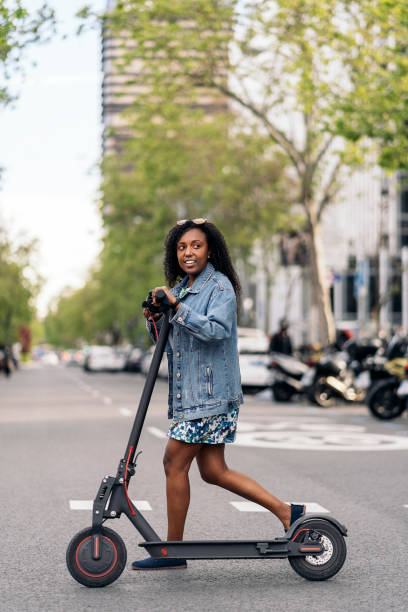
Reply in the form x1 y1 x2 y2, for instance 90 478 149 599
66 294 348 587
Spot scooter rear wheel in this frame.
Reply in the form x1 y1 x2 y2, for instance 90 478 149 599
66 526 127 587
288 519 346 581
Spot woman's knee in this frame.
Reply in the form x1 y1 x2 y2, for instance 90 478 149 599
199 465 227 485
163 447 193 478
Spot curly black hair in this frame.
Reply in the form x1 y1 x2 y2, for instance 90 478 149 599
164 220 241 303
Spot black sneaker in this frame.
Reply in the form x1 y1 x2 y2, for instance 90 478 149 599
131 557 187 570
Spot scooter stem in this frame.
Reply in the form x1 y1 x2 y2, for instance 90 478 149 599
124 311 171 464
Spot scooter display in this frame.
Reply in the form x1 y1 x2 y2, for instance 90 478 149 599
66 291 347 587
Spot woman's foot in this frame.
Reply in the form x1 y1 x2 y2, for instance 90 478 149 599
132 557 187 570
282 503 306 531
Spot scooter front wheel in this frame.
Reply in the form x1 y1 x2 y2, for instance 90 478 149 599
66 526 127 587
289 519 346 581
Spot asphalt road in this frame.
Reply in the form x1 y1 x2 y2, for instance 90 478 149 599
1 363 408 612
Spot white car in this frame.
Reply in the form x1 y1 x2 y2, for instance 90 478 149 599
238 327 271 392
84 346 127 372
141 346 169 378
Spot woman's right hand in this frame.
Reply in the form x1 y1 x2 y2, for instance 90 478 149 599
143 307 162 321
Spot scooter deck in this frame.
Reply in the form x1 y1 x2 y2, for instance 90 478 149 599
138 514 346 560
139 538 321 559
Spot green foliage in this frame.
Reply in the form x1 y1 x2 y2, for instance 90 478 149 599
44 281 101 347
46 109 293 347
0 230 40 345
0 0 55 106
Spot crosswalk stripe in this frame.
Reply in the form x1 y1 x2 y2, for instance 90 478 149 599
69 500 152 511
230 501 330 513
147 426 167 439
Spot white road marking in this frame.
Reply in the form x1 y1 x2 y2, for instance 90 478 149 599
69 500 152 511
230 501 330 513
103 397 112 405
148 426 168 439
119 407 132 417
147 421 408 451
404 504 408 509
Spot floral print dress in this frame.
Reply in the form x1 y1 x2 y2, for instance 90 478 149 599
168 401 239 444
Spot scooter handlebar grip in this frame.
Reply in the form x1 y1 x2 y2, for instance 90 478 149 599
155 289 167 303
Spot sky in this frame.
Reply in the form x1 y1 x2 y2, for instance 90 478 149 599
0 0 106 316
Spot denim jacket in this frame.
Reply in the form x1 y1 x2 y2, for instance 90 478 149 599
146 262 243 421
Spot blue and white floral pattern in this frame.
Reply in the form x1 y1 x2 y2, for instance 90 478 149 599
168 404 239 444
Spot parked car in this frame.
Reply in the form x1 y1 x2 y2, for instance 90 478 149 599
124 347 144 372
83 346 127 372
40 351 60 366
141 345 169 378
61 349 84 367
237 327 270 393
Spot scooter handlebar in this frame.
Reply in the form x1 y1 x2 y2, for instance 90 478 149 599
142 289 171 313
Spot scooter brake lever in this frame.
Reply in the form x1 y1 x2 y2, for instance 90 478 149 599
127 451 142 477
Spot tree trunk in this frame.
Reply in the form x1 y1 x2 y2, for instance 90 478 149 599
305 201 336 345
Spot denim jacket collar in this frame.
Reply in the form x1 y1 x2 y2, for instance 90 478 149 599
174 262 215 296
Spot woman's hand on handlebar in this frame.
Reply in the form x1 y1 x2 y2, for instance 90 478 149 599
143 307 162 321
151 286 177 308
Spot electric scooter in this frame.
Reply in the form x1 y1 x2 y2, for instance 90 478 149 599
66 291 347 587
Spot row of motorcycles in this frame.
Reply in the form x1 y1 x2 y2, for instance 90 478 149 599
268 334 408 420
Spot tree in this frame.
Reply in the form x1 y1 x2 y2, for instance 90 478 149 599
0 231 40 346
98 108 295 337
98 0 408 344
0 0 55 106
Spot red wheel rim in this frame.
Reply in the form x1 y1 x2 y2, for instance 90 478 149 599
75 536 118 578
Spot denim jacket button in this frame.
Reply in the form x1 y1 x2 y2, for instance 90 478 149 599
178 317 183 322
176 352 180 357
176 393 181 399
177 372 181 378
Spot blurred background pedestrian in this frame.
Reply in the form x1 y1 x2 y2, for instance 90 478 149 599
269 319 293 355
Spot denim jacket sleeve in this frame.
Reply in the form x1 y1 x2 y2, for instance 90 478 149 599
169 287 236 342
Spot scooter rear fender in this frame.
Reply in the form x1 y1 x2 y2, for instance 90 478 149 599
285 514 348 539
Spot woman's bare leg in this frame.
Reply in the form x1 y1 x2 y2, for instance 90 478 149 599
163 438 203 540
196 444 293 530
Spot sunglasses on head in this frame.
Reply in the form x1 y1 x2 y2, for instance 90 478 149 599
176 218 208 226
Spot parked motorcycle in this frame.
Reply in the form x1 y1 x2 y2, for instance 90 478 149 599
268 352 309 402
301 353 366 407
367 359 408 420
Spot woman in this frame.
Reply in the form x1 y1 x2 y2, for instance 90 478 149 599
133 219 305 570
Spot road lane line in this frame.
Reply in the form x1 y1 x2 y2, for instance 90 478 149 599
70 500 152 511
230 501 330 513
103 397 112 405
119 407 132 417
148 427 167 439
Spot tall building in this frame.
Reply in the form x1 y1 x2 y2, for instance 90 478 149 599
101 1 229 156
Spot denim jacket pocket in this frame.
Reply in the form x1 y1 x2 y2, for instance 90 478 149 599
205 365 214 397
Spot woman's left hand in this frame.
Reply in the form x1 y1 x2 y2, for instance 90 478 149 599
152 286 177 307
